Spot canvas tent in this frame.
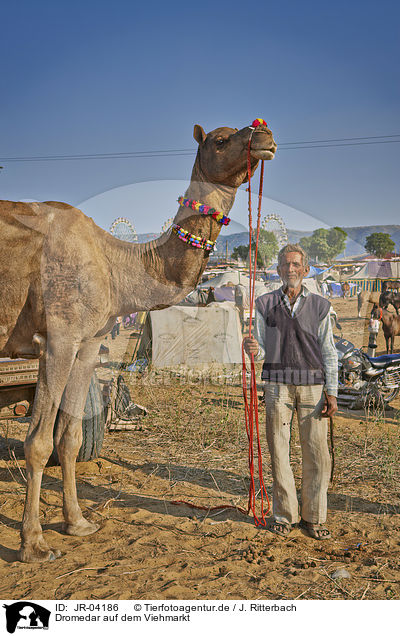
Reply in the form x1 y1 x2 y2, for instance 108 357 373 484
346 260 400 280
136 302 243 369
343 260 400 293
198 272 269 299
198 270 249 288
134 276 341 370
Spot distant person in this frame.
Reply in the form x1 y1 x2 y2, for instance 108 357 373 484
235 283 249 332
111 316 122 339
321 281 330 297
206 287 216 305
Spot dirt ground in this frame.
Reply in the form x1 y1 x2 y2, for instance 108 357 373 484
0 296 399 600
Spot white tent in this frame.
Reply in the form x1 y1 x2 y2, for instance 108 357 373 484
135 278 331 371
345 260 400 280
199 272 269 299
198 270 249 288
137 302 243 369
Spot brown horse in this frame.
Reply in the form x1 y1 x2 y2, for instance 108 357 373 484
371 304 400 354
379 290 400 315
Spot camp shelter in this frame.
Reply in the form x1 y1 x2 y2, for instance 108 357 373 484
199 272 269 299
198 270 253 288
344 260 400 293
136 302 242 369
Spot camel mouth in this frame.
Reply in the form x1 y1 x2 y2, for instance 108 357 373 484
250 147 276 160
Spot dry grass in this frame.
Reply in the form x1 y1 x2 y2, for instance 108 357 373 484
0 297 399 600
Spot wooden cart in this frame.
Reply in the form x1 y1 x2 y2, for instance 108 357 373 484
0 358 105 463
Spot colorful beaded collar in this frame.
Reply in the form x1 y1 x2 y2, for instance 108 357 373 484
177 196 230 226
172 224 215 251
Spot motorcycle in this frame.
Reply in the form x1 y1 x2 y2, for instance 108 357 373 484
336 335 400 409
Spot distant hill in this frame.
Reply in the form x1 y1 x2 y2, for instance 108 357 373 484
213 225 400 258
339 225 400 257
136 224 400 258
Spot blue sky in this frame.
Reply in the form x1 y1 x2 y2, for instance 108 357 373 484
1 0 399 234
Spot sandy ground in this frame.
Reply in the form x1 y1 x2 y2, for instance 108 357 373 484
0 297 399 600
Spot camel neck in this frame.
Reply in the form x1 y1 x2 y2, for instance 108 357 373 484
183 159 238 214
102 175 238 315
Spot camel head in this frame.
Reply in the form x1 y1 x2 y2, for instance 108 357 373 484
193 121 277 188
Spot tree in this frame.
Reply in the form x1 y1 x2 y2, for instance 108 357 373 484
231 230 278 267
300 227 347 263
257 229 279 267
365 232 395 257
231 245 249 262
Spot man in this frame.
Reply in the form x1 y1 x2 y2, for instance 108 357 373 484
235 282 249 332
321 281 330 297
244 244 338 540
206 286 216 305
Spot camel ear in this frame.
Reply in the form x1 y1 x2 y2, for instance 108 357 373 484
193 125 206 145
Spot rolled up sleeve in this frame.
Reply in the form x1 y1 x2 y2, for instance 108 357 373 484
254 308 266 360
318 313 338 396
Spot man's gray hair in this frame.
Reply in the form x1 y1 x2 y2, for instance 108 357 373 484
278 244 309 269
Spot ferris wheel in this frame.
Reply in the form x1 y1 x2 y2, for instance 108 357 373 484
262 213 288 248
160 217 174 234
109 217 138 243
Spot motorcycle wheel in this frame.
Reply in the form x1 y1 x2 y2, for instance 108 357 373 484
362 382 399 409
377 386 399 404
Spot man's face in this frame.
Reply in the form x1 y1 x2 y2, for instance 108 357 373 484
277 251 309 289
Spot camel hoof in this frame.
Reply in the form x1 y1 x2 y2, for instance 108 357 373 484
18 546 62 563
64 519 100 537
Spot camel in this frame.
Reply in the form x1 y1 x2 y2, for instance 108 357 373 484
358 289 399 317
379 290 400 315
357 290 381 317
0 120 276 562
381 280 400 292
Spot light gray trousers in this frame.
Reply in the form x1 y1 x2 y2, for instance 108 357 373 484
264 383 331 525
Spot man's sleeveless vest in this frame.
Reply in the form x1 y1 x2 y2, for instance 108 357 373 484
255 290 331 385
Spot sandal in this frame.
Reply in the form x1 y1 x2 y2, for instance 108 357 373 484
267 521 292 537
299 518 331 540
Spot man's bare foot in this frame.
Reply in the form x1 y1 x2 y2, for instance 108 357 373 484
299 518 331 540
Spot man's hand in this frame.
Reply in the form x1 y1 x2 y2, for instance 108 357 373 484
243 336 259 356
321 394 337 418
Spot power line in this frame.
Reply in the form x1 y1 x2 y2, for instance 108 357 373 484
280 139 400 150
278 133 400 145
1 133 400 163
0 151 195 163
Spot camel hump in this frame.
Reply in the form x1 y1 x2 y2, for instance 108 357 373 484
43 201 77 211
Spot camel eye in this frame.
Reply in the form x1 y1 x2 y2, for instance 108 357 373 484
215 138 225 147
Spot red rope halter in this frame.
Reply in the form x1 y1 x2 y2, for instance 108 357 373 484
171 122 271 522
240 132 270 526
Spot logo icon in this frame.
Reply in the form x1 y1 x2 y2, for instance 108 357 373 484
3 602 50 633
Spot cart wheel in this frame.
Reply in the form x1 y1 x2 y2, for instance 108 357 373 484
49 373 105 465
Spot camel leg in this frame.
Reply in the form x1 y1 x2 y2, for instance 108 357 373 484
18 342 78 563
54 340 101 537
